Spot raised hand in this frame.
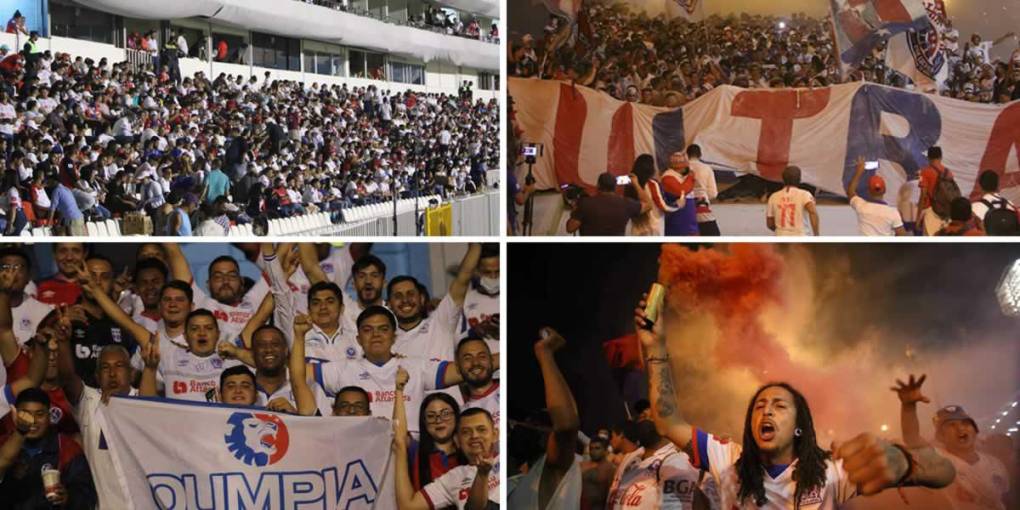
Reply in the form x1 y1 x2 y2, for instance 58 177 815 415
832 433 909 495
112 266 132 297
74 260 97 297
14 409 33 435
633 292 663 349
474 451 495 475
534 326 565 356
141 339 160 370
217 341 238 360
891 374 930 406
293 313 312 339
395 366 409 391
267 398 297 414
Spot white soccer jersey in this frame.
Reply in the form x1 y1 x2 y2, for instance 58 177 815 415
313 356 447 434
938 449 1009 510
462 286 498 340
463 382 500 429
256 378 334 417
692 429 856 509
607 444 700 509
159 349 241 402
12 295 55 346
191 276 270 342
304 323 361 364
395 294 461 362
422 457 500 510
766 187 815 236
129 323 187 374
507 454 582 510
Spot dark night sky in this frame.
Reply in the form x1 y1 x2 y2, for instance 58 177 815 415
508 243 1020 434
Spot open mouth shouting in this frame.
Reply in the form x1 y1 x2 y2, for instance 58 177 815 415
758 420 777 442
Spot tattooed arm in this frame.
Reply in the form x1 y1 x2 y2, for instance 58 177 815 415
635 291 692 449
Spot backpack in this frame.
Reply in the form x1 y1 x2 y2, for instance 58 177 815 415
981 197 1020 235
931 167 961 219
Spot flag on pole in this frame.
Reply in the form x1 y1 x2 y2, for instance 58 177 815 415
829 0 932 75
885 0 949 92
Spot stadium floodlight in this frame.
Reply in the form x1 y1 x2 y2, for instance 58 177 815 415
996 259 1020 316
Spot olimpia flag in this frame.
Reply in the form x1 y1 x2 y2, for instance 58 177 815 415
829 0 932 77
99 396 395 509
617 0 702 20
885 0 949 93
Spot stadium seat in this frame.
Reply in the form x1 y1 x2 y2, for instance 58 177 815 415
105 219 121 236
86 222 101 237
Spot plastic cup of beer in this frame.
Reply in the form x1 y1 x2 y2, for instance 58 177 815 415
42 469 61 502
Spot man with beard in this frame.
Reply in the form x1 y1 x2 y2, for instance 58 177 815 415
0 387 96 509
636 289 956 508
165 244 270 342
66 255 139 388
461 244 499 355
507 327 581 509
895 374 1009 509
389 244 480 361
457 336 498 428
36 243 87 306
394 365 499 510
581 437 616 509
239 319 332 415
312 306 480 435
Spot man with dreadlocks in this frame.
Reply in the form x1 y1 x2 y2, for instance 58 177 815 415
635 289 957 509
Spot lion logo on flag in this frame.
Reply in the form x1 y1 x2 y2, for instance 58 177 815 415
225 412 290 467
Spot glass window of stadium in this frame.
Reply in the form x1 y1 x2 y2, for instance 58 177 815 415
349 50 386 80
389 61 424 85
211 32 247 64
251 32 301 71
478 73 498 91
172 25 207 60
50 0 118 45
303 43 347 77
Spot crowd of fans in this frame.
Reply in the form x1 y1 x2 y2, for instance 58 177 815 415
508 292 1017 509
299 0 499 44
0 242 501 508
509 3 1020 105
0 33 498 236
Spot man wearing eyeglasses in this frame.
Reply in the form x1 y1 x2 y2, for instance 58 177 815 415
332 386 371 416
164 244 270 342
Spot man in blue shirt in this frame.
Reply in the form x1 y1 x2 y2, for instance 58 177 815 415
204 160 231 204
46 175 85 235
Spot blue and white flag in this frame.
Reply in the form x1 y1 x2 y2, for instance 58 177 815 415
99 396 395 510
830 0 933 74
886 0 949 92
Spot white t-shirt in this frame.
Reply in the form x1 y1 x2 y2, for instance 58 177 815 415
422 458 500 510
607 444 700 509
689 159 718 223
191 276 270 341
766 187 815 236
12 295 55 346
938 449 1009 510
312 355 446 434
73 386 139 510
692 429 857 509
304 323 361 364
462 382 500 429
507 454 583 510
159 348 240 402
849 196 904 236
395 294 462 362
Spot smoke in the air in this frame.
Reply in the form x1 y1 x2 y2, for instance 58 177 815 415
656 243 1019 444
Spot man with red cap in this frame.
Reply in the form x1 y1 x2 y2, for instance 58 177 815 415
846 157 907 236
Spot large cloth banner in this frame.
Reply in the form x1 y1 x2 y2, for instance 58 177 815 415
617 0 702 20
509 78 1020 202
99 397 394 510
885 0 949 92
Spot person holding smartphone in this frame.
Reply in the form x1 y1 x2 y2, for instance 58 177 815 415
846 157 907 236
566 172 649 236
